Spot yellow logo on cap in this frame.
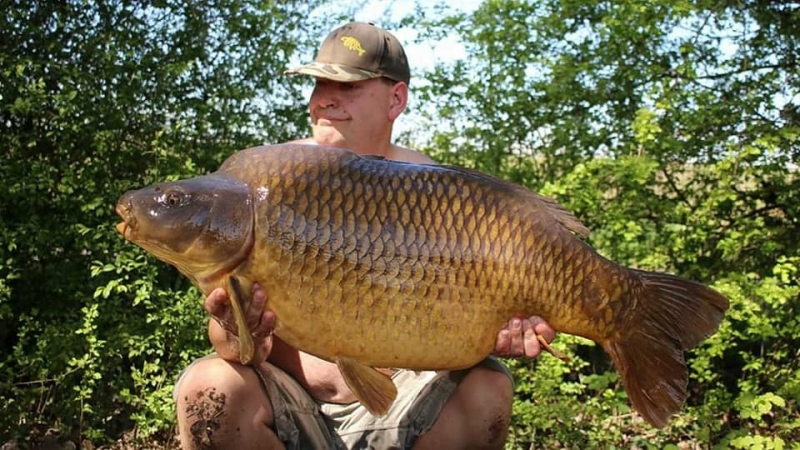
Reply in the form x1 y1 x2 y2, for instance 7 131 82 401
340 36 366 56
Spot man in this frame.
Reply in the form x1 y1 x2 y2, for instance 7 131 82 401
175 22 556 449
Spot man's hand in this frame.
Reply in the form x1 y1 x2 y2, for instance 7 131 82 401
206 283 276 365
493 316 557 359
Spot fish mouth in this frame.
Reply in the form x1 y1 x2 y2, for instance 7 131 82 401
115 202 137 240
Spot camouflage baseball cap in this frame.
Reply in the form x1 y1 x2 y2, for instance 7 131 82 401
285 22 410 84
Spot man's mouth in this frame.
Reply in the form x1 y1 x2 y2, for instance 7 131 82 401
315 109 347 122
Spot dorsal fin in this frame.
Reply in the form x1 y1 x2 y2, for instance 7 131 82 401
530 192 590 237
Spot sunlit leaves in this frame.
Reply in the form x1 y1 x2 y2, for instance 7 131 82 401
408 0 799 446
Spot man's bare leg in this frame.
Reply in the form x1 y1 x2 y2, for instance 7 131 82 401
176 356 284 450
413 366 514 450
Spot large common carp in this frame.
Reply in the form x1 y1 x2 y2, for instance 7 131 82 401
115 144 728 428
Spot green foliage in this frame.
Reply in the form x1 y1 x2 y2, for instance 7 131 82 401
3 0 799 447
411 0 799 447
0 0 326 444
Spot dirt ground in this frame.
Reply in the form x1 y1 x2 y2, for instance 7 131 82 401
2 428 180 450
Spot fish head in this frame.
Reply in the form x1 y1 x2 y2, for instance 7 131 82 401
115 174 255 283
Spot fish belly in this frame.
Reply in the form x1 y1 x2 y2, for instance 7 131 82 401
255 259 513 370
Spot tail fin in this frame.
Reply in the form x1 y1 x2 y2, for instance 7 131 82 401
601 270 729 428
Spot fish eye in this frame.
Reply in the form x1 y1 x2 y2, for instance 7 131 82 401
163 191 183 207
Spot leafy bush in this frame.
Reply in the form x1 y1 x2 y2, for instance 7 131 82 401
414 0 799 446
3 0 799 447
0 0 322 444
503 156 799 448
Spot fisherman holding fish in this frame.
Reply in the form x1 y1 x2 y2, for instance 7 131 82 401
174 22 557 449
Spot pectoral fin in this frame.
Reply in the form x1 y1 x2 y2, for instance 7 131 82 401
227 276 254 365
336 357 397 416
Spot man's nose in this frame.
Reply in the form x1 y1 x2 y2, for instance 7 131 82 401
318 96 337 108
312 85 338 108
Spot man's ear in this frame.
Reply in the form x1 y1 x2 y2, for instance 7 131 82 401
388 81 408 120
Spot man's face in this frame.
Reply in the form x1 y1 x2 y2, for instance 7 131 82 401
309 77 405 151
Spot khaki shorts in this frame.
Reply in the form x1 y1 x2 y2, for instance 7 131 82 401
175 355 512 450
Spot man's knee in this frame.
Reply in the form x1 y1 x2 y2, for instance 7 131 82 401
455 367 514 447
464 366 513 406
176 357 276 449
416 366 514 450
176 356 254 408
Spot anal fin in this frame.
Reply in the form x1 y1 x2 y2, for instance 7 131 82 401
336 357 398 416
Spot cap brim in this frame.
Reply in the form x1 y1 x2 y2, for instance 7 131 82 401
284 62 381 82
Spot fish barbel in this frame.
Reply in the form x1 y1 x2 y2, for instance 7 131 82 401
115 144 728 427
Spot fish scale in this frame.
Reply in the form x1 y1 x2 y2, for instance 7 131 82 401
116 143 728 428
261 151 592 360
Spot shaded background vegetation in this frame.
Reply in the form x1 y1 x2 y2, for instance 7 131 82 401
2 0 798 448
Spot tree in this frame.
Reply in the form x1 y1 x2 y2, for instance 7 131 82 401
3 0 798 447
410 0 799 447
0 0 326 444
